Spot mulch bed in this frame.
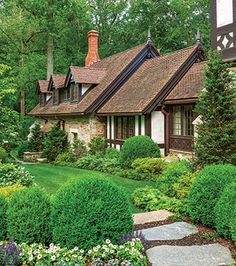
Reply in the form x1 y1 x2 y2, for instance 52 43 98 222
135 216 236 265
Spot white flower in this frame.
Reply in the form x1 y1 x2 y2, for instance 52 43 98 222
51 255 56 261
72 254 77 257
37 254 42 260
131 242 135 247
73 246 78 251
49 243 54 248
88 250 92 254
93 247 98 252
78 256 82 260
80 249 84 254
110 250 114 254
105 239 111 244
29 255 33 261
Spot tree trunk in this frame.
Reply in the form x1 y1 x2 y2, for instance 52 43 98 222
47 0 53 80
20 8 25 117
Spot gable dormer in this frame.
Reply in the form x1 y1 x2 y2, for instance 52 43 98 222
64 66 107 103
36 80 51 106
48 74 67 105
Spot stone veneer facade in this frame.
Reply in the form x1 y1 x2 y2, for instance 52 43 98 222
37 115 105 146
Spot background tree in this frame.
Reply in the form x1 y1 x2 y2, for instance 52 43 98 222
194 51 236 166
28 123 44 152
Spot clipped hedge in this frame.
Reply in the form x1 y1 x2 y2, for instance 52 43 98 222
214 182 236 238
51 178 133 250
231 216 236 244
131 158 166 175
0 194 7 239
7 187 51 243
188 164 236 226
120 136 161 167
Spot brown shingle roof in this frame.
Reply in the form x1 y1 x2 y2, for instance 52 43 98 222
165 62 205 101
70 66 107 84
51 74 67 89
98 45 199 114
38 80 49 93
29 44 146 116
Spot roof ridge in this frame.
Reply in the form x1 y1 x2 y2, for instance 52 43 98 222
154 45 198 59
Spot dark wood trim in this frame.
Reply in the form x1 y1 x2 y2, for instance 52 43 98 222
145 114 151 137
143 44 205 114
161 106 170 156
86 44 159 113
109 116 112 142
164 98 198 105
98 112 143 116
138 116 142 135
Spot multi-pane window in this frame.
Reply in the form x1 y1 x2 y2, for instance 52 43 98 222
115 116 135 140
70 83 78 102
172 105 194 136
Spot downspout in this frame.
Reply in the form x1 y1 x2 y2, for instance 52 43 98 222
161 105 170 156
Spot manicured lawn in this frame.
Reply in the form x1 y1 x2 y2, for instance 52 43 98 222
24 164 156 213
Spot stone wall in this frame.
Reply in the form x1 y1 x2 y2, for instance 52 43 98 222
37 115 105 146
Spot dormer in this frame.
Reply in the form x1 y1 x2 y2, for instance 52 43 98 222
64 66 107 103
36 80 51 106
48 74 67 105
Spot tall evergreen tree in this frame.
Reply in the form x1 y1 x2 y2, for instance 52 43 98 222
194 51 236 166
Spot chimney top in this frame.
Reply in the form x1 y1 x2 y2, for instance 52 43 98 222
85 30 100 67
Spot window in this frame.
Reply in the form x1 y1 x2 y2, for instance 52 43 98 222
72 132 78 140
52 89 59 105
70 83 78 102
39 94 45 106
172 105 194 136
115 116 135 140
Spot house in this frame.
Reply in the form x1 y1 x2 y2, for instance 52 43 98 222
29 29 207 155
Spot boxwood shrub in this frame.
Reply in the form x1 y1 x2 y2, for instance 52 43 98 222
188 164 236 226
51 178 133 250
7 187 51 243
214 182 236 238
131 158 166 174
120 136 161 167
0 194 7 239
231 216 236 244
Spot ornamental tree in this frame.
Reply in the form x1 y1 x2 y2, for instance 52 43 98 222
28 123 44 152
194 51 236 167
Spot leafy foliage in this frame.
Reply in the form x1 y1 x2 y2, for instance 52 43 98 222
157 160 191 197
7 187 51 244
105 148 120 160
42 125 68 161
0 164 34 187
172 172 196 199
214 182 236 238
88 136 107 155
51 178 133 249
71 138 87 158
188 164 236 226
54 152 76 166
194 51 236 167
131 157 166 174
0 148 8 163
0 184 24 198
120 136 161 167
0 195 7 239
28 123 44 152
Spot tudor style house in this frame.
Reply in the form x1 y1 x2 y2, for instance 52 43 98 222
29 29 206 155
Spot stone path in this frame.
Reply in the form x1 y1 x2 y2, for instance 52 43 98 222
134 211 235 266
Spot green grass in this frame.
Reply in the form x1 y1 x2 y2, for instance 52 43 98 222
24 164 156 213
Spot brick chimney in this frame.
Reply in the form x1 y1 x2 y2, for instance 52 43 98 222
85 30 100 67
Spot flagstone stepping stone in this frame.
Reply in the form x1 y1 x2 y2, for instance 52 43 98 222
133 210 174 225
137 222 198 241
146 244 235 266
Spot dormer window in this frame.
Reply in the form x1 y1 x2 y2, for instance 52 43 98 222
70 83 79 102
53 89 59 105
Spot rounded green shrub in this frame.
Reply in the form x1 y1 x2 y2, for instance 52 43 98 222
7 187 51 243
120 136 161 167
54 151 76 166
231 216 236 244
131 157 166 174
0 194 7 239
214 182 236 238
51 178 133 249
188 164 236 226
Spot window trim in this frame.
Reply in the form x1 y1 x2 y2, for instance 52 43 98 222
115 116 135 140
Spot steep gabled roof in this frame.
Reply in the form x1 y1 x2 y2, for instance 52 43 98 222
48 74 67 90
98 45 204 114
69 66 107 84
165 62 205 103
37 80 50 94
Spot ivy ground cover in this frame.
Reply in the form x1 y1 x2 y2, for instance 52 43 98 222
23 164 156 213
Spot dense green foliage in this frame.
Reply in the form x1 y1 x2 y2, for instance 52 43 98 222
214 182 236 238
28 123 44 152
0 184 24 198
157 160 191 197
7 187 51 243
0 163 34 186
172 172 196 199
0 195 7 239
71 138 87 157
54 151 76 166
194 51 236 167
51 178 133 249
231 216 236 244
42 125 68 161
131 158 166 174
88 136 107 155
188 164 236 226
0 147 8 163
120 136 161 167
